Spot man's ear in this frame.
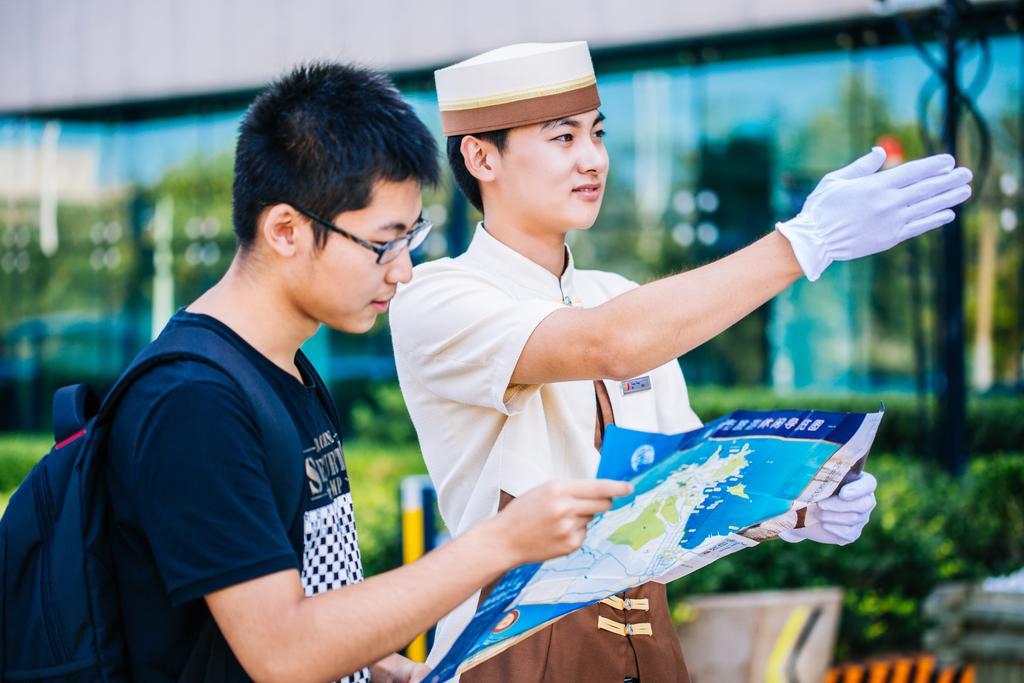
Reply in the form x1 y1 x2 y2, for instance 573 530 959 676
460 135 499 183
258 204 306 258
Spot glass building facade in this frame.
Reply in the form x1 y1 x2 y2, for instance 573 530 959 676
1 18 1021 431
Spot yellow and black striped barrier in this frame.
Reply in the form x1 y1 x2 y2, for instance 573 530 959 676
825 656 975 683
765 603 822 683
401 475 444 663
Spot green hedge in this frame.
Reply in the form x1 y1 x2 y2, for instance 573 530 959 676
346 380 1024 456
0 434 49 492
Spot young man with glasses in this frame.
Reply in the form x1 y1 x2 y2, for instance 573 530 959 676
104 62 630 683
389 42 972 681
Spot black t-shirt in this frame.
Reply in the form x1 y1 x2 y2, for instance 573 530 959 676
106 311 369 683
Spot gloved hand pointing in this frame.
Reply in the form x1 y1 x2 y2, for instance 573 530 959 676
777 148 973 281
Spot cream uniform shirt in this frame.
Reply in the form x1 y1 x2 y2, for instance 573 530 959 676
389 224 702 666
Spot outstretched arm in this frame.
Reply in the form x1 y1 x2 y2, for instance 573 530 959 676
514 229 801 384
511 149 972 385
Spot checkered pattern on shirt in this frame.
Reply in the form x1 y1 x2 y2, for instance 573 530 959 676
301 491 369 683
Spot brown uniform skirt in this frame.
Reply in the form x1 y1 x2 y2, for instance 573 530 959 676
459 382 691 682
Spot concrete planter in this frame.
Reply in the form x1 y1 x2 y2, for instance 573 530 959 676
675 587 843 683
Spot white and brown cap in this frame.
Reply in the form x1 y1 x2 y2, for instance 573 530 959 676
435 41 601 137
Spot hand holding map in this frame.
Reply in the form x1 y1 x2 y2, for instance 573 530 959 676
492 478 634 563
778 472 877 545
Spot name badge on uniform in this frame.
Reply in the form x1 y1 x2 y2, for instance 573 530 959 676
620 375 651 395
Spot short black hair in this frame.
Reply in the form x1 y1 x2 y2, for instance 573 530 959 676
446 130 508 213
232 62 440 250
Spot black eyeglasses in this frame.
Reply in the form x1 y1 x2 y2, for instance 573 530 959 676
292 204 433 264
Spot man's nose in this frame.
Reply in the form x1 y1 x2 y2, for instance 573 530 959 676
385 248 414 285
579 136 608 175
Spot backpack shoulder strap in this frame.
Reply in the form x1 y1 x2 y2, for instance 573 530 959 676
294 350 342 436
97 321 306 538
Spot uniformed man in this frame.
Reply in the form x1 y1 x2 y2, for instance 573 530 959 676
389 42 972 682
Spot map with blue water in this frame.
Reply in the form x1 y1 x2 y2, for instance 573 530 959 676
424 408 882 682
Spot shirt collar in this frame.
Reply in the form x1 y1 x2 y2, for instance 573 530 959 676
462 222 578 305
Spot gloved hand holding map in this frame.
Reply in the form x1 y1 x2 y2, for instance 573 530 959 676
425 408 884 683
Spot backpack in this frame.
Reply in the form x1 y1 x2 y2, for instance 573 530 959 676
0 317 339 682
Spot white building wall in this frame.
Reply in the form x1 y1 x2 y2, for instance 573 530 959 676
0 0 892 112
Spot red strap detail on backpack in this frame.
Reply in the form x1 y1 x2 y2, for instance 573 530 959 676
55 428 87 450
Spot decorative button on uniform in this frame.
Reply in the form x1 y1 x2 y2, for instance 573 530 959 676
597 616 653 636
601 595 650 611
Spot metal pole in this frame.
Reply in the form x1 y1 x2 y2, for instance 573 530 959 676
938 0 967 474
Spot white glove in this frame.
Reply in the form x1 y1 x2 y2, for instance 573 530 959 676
779 472 877 546
777 148 973 281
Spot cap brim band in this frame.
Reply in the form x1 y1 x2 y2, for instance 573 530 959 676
441 84 601 137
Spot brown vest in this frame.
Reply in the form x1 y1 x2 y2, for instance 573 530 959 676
459 382 691 683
